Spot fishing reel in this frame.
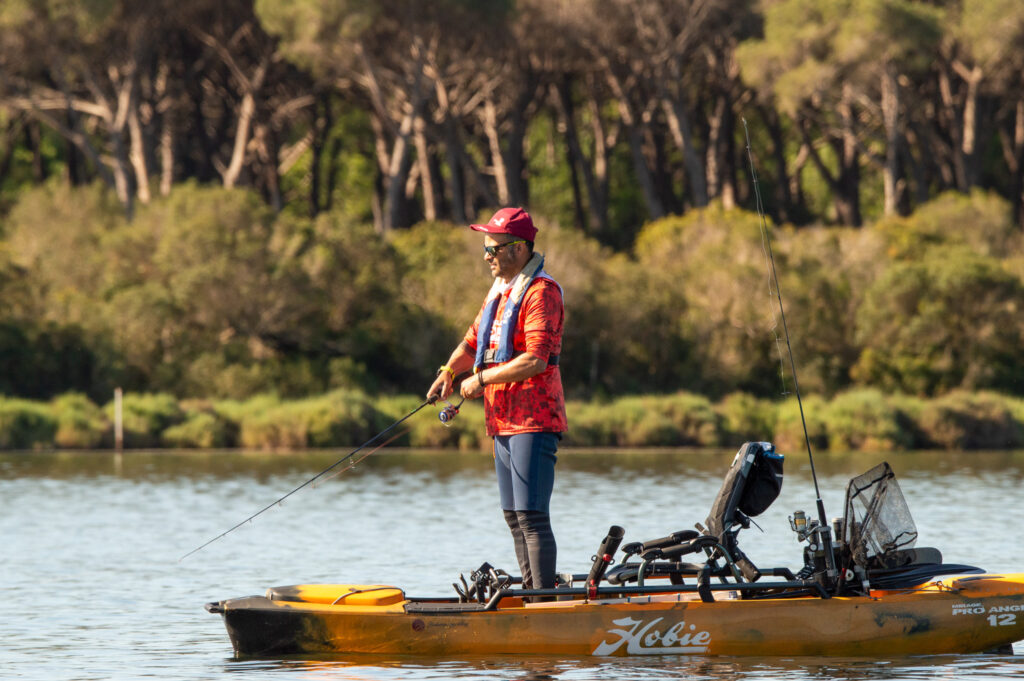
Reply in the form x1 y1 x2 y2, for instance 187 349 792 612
789 510 845 586
438 398 464 427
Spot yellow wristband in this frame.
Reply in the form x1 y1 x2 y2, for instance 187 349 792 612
439 364 455 380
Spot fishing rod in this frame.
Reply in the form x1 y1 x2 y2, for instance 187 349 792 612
742 118 837 579
180 395 440 561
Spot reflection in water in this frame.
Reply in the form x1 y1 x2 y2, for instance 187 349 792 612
2 448 1023 681
218 652 1024 681
4 446 1024 482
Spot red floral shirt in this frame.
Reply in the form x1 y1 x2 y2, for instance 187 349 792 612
464 277 568 436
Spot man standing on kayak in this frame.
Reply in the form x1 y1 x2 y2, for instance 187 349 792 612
427 207 567 593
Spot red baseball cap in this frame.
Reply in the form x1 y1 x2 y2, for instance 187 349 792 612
469 207 537 241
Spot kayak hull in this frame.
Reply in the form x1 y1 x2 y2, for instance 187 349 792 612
210 573 1024 657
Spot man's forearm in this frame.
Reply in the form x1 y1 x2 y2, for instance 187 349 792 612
445 341 475 375
477 352 547 386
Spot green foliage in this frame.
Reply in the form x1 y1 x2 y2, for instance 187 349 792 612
106 392 184 448
1 388 1021 452
873 190 1018 260
774 226 886 395
564 392 719 447
853 250 1024 395
957 0 1024 71
210 393 281 424
390 219 490 344
915 391 1024 450
162 404 233 449
236 389 386 450
2 179 1024 407
773 395 828 454
634 205 781 396
50 392 107 448
0 396 57 450
822 388 913 451
715 392 778 443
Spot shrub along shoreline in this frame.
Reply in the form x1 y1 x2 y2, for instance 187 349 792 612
2 389 1023 452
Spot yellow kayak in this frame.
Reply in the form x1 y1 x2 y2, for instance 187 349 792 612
205 444 1024 657
208 574 1024 656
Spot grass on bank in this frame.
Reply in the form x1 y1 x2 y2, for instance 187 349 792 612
2 388 1023 452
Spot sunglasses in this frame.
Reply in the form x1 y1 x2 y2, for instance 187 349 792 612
483 240 524 257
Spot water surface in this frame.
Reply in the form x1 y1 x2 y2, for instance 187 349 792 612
3 448 1023 680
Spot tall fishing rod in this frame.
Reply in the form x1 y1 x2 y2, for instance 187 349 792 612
180 396 437 561
742 119 837 579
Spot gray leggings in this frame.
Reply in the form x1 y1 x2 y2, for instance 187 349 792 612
503 509 557 590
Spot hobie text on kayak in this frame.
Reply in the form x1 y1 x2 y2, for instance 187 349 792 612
592 616 711 655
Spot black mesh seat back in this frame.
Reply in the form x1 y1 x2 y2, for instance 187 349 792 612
705 442 785 539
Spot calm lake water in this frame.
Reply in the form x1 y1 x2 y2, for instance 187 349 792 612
3 447 1024 680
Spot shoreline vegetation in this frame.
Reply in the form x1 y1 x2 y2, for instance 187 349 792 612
2 388 1022 453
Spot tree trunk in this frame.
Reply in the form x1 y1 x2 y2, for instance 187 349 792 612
836 86 862 226
64 111 85 185
586 89 610 222
505 83 534 207
662 96 708 207
602 64 664 220
707 92 738 209
719 101 738 210
0 117 21 185
324 133 342 213
958 63 983 189
309 94 331 217
552 79 608 235
108 120 135 220
623 118 665 220
706 97 723 202
650 125 679 215
128 107 151 205
482 99 509 206
413 115 438 220
159 109 174 197
938 61 973 192
799 110 860 227
222 57 269 190
1012 97 1024 229
383 110 416 230
881 63 900 216
908 120 941 203
223 90 256 190
761 106 795 223
443 117 466 224
371 164 384 233
254 123 282 212
563 132 586 232
26 120 47 182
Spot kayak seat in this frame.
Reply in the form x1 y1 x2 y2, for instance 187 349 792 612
612 443 784 588
703 442 784 582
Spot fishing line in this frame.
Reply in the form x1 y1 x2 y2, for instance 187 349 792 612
180 397 435 561
742 118 836 577
313 426 411 487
